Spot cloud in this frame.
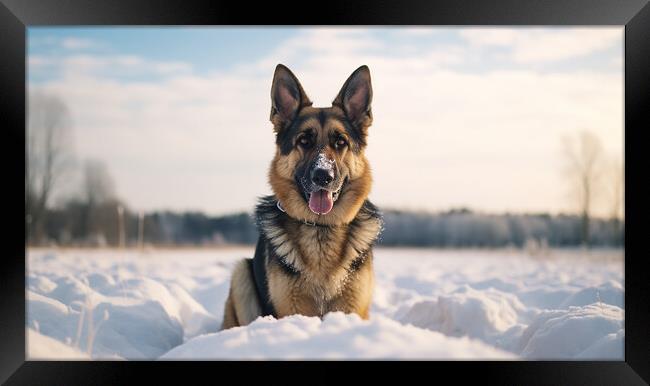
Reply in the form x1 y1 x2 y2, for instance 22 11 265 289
29 28 623 217
393 27 443 36
29 36 98 50
32 54 193 80
61 37 96 50
459 28 622 63
28 55 52 67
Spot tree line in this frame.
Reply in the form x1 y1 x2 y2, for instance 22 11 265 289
33 203 622 248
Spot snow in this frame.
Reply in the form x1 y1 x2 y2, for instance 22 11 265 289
399 285 528 341
517 304 624 359
26 247 623 360
27 328 90 360
161 312 513 359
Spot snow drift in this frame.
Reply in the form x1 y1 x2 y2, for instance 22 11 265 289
26 247 623 360
162 312 514 359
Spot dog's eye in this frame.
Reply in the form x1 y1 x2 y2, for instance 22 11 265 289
299 137 312 148
336 138 347 148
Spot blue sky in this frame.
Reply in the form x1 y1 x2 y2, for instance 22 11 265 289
28 27 623 216
29 28 295 81
29 27 622 81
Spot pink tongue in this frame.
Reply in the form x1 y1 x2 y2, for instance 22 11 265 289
308 190 334 215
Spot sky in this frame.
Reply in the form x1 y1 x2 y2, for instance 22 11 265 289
28 27 624 217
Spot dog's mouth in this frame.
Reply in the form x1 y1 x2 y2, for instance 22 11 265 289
299 177 348 215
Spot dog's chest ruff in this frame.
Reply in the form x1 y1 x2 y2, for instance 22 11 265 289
253 195 383 316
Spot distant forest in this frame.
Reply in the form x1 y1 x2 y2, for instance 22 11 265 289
34 199 623 248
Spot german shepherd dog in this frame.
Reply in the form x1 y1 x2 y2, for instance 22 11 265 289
221 64 383 329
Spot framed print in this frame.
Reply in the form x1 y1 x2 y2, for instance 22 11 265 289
1 0 648 384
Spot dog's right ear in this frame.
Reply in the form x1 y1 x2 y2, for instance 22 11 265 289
270 64 312 132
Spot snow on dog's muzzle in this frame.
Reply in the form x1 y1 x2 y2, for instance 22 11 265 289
307 153 338 215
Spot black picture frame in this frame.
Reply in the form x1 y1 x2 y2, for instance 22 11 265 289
1 0 648 384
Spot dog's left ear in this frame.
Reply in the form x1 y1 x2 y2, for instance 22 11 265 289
333 65 373 131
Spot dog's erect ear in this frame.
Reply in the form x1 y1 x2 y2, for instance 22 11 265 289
332 65 373 130
270 64 312 131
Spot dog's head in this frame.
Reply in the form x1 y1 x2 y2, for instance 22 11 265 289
268 64 373 226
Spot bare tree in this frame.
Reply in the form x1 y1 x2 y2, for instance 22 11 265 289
82 158 118 246
27 92 74 244
607 156 624 244
561 130 606 248
83 159 116 206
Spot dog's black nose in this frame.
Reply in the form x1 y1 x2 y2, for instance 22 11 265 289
311 168 334 186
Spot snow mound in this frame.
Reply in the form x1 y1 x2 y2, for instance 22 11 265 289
161 312 514 359
517 303 624 359
27 270 220 359
576 329 624 359
558 280 623 309
400 285 528 342
27 328 90 360
27 288 184 359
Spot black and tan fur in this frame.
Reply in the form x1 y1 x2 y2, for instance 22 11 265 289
221 64 382 329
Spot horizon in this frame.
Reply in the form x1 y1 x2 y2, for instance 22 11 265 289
62 200 620 221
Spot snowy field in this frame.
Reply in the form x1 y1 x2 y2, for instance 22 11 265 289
26 247 624 360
